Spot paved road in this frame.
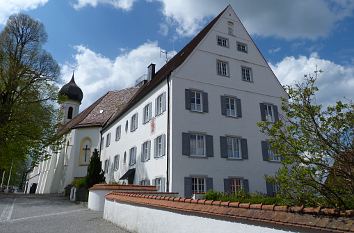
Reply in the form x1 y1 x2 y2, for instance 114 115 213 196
0 193 130 233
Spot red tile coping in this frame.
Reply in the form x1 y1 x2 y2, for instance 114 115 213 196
105 192 354 233
89 184 158 191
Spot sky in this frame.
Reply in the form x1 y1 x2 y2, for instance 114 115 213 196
0 0 353 109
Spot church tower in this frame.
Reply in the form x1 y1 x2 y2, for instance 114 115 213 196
58 72 83 124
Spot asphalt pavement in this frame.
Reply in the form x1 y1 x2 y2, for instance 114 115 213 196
0 193 130 233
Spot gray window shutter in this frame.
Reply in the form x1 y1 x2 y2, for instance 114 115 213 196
161 134 166 156
184 177 192 198
162 92 166 112
147 141 151 160
154 138 158 158
236 98 242 117
243 179 249 193
141 144 144 162
206 135 213 157
224 178 231 193
266 182 274 196
220 96 227 116
220 136 228 158
202 92 208 113
241 138 248 159
273 105 279 121
261 141 269 161
260 103 266 121
185 89 191 110
182 133 190 156
206 177 213 191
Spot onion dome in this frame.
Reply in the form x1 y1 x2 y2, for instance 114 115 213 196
59 72 83 103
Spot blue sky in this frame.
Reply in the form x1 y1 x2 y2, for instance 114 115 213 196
0 0 353 108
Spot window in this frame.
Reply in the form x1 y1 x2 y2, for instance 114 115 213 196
225 97 237 117
143 103 152 124
104 159 109 173
129 147 137 166
115 126 121 141
230 178 243 193
227 137 241 159
113 155 119 171
130 113 138 132
123 152 127 164
154 178 163 192
262 141 280 162
141 141 151 162
125 120 128 132
217 36 229 47
155 93 166 116
190 134 206 156
190 90 202 112
140 179 150 185
241 66 252 82
80 138 92 165
228 21 234 35
100 137 104 149
106 133 111 147
268 146 281 161
273 183 280 194
68 107 73 119
217 60 229 77
263 104 275 122
154 135 165 158
192 177 205 193
237 42 248 53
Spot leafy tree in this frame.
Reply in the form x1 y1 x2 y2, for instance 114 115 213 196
0 13 60 171
85 149 105 188
258 75 354 209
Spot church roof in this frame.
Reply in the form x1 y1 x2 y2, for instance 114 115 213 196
103 6 227 131
58 87 138 136
59 73 84 103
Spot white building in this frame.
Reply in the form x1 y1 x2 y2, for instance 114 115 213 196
100 5 288 197
26 74 138 194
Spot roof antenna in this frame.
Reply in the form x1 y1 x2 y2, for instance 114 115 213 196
160 49 170 64
314 64 323 79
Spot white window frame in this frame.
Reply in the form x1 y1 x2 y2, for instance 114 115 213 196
155 135 165 157
130 113 138 132
155 93 165 116
217 36 229 47
190 133 206 157
237 42 248 53
226 137 242 159
217 60 229 77
241 66 252 82
190 90 203 112
113 154 119 171
106 133 111 147
142 140 151 161
129 147 137 166
115 125 121 141
230 178 243 193
268 144 281 162
143 103 152 124
192 177 206 194
225 97 237 117
264 103 275 123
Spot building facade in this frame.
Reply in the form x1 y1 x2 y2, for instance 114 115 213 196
100 5 288 197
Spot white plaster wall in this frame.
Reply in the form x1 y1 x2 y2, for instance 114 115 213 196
104 200 294 233
101 81 168 187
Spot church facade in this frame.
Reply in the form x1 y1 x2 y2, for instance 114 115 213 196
100 5 288 197
25 75 138 194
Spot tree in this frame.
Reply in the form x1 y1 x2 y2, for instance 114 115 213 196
258 75 354 209
0 13 60 171
85 149 105 188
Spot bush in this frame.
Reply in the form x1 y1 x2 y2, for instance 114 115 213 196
72 178 86 188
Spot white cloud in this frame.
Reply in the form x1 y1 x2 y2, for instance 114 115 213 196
270 53 354 106
61 41 176 109
0 0 48 24
73 0 135 10
153 0 354 39
268 47 281 54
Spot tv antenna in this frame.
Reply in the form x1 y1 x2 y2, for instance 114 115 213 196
160 49 170 64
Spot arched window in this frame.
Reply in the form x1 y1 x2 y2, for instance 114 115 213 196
80 138 92 165
68 107 73 119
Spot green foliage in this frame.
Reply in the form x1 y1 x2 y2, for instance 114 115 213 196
0 13 60 172
258 75 354 209
72 178 86 188
85 149 105 188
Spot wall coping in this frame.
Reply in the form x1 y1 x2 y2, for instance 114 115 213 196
105 192 354 233
89 184 157 191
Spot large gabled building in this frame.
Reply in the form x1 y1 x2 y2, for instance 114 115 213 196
100 5 287 197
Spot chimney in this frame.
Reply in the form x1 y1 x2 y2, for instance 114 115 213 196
147 63 155 81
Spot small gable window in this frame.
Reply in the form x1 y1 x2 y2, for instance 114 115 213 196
68 107 73 119
227 21 234 35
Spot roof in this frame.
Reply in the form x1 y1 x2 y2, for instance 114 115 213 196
58 87 138 136
103 6 228 131
59 73 84 103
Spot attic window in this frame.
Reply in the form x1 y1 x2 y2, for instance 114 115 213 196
228 21 234 35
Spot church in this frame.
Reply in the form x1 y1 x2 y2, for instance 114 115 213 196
25 74 138 194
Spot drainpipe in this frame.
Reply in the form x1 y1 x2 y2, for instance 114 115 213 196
166 74 171 192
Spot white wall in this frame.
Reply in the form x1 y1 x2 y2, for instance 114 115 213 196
104 199 293 233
